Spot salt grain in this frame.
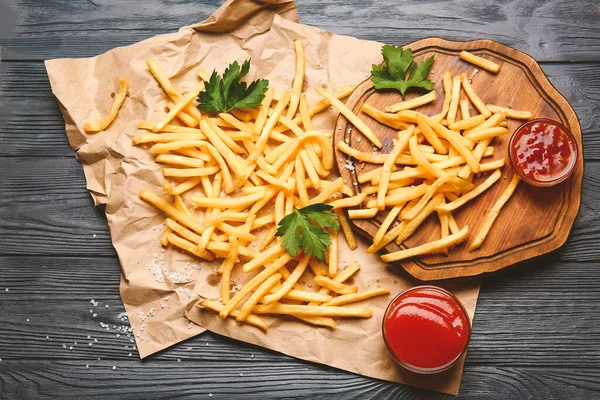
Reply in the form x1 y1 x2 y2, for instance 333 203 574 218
177 359 181 363
26 318 29 323
62 344 67 349
86 365 89 369
187 347 193 352
208 394 213 398
128 353 132 357
239 373 243 377
46 336 49 340
105 305 109 309
92 234 97 238
4 288 8 292
112 366 116 371
97 357 101 361
69 346 73 350
93 313 97 317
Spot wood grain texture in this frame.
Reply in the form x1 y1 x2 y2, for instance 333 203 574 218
1 0 599 398
335 38 583 280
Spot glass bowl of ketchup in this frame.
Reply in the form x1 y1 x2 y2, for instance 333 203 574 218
508 118 578 187
382 286 471 374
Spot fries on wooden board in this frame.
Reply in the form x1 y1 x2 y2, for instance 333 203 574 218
338 57 528 261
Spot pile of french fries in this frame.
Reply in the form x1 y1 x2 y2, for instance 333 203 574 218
335 52 529 260
120 40 392 331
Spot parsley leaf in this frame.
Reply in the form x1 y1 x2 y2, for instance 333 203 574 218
275 203 340 261
371 44 435 100
197 59 269 113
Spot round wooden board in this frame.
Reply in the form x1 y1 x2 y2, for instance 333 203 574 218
334 37 584 281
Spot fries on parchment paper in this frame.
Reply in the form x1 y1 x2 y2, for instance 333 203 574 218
99 39 392 331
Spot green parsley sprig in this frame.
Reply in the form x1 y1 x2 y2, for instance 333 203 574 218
371 45 435 100
275 203 340 261
197 59 269 113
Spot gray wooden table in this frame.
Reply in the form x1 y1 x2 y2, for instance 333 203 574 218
1 1 599 398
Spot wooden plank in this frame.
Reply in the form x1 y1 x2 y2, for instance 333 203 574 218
0 251 599 365
1 1 598 62
0 61 599 159
0 360 598 399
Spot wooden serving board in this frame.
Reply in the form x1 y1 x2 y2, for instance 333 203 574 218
334 37 584 281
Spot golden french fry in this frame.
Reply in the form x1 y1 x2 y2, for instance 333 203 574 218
437 168 502 213
334 209 357 250
386 90 437 113
316 87 382 148
221 235 239 304
424 117 479 173
460 50 500 73
459 99 471 120
328 230 339 278
286 39 306 120
373 205 403 247
323 288 390 307
408 134 446 179
446 76 461 125
84 78 128 132
448 114 486 131
470 174 520 250
432 70 453 121
329 192 367 209
253 303 372 318
140 191 205 235
162 166 219 178
348 208 378 219
417 114 448 154
463 127 509 142
248 91 291 163
486 104 532 120
460 73 491 118
381 226 469 262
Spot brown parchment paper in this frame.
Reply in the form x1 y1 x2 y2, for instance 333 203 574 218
45 0 480 394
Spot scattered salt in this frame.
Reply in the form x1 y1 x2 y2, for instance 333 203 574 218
45 336 49 340
86 365 89 369
239 373 243 377
26 319 29 323
92 234 97 238
177 359 181 363
105 305 109 309
128 353 132 358
112 366 116 371
208 394 213 398
92 314 97 318
4 288 8 292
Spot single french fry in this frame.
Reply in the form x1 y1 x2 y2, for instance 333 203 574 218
162 166 219 178
479 158 506 172
328 230 339 278
438 204 450 256
323 288 390 307
191 190 266 210
460 50 500 73
486 104 532 120
437 168 503 213
470 174 520 250
316 87 382 148
447 212 460 234
386 90 437 113
361 103 412 131
281 289 332 303
382 226 469 262
460 99 471 120
132 132 205 145
464 127 509 142
166 102 199 127
449 114 486 131
286 39 306 120
334 209 357 250
155 154 205 168
201 120 246 179
84 78 128 132
254 303 372 318
446 76 461 125
460 73 491 118
309 259 328 277
366 183 428 208
432 70 453 122
328 192 367 209
299 94 314 132
137 121 202 134
199 299 268 331
348 208 378 219
253 87 274 137
221 235 239 304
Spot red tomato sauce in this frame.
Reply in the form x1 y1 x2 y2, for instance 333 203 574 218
510 119 576 183
383 287 470 371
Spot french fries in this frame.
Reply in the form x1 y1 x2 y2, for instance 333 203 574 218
460 50 501 74
84 78 128 132
131 45 391 333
